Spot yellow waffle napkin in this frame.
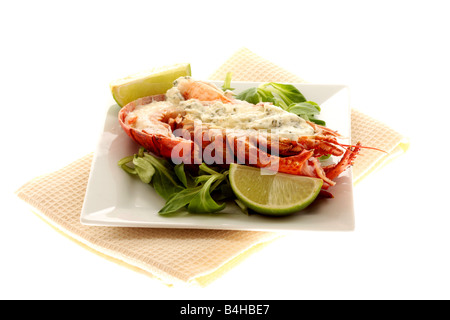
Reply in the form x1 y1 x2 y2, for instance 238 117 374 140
15 47 408 286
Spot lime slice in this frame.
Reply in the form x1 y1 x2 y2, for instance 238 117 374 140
229 164 323 216
110 63 191 107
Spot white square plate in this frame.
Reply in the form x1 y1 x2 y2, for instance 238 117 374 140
80 82 354 231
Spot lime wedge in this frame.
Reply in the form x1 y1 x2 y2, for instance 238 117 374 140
110 63 191 107
229 164 323 216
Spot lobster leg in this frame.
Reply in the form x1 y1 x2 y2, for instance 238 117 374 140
297 135 345 157
324 142 362 181
267 135 344 157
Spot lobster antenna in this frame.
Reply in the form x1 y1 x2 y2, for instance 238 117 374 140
340 143 388 154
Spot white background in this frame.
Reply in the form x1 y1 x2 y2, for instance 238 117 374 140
1 0 449 299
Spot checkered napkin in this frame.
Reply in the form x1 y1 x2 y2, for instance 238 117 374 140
15 47 408 286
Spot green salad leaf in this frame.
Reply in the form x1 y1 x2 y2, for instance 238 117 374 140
221 72 234 91
142 153 183 200
187 170 227 213
259 82 307 109
234 79 326 126
132 155 156 184
287 101 326 126
160 164 228 214
118 148 231 215
159 186 203 214
174 163 189 188
234 87 261 105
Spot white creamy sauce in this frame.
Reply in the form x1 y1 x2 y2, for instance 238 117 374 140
165 87 184 105
180 99 314 139
127 87 314 140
